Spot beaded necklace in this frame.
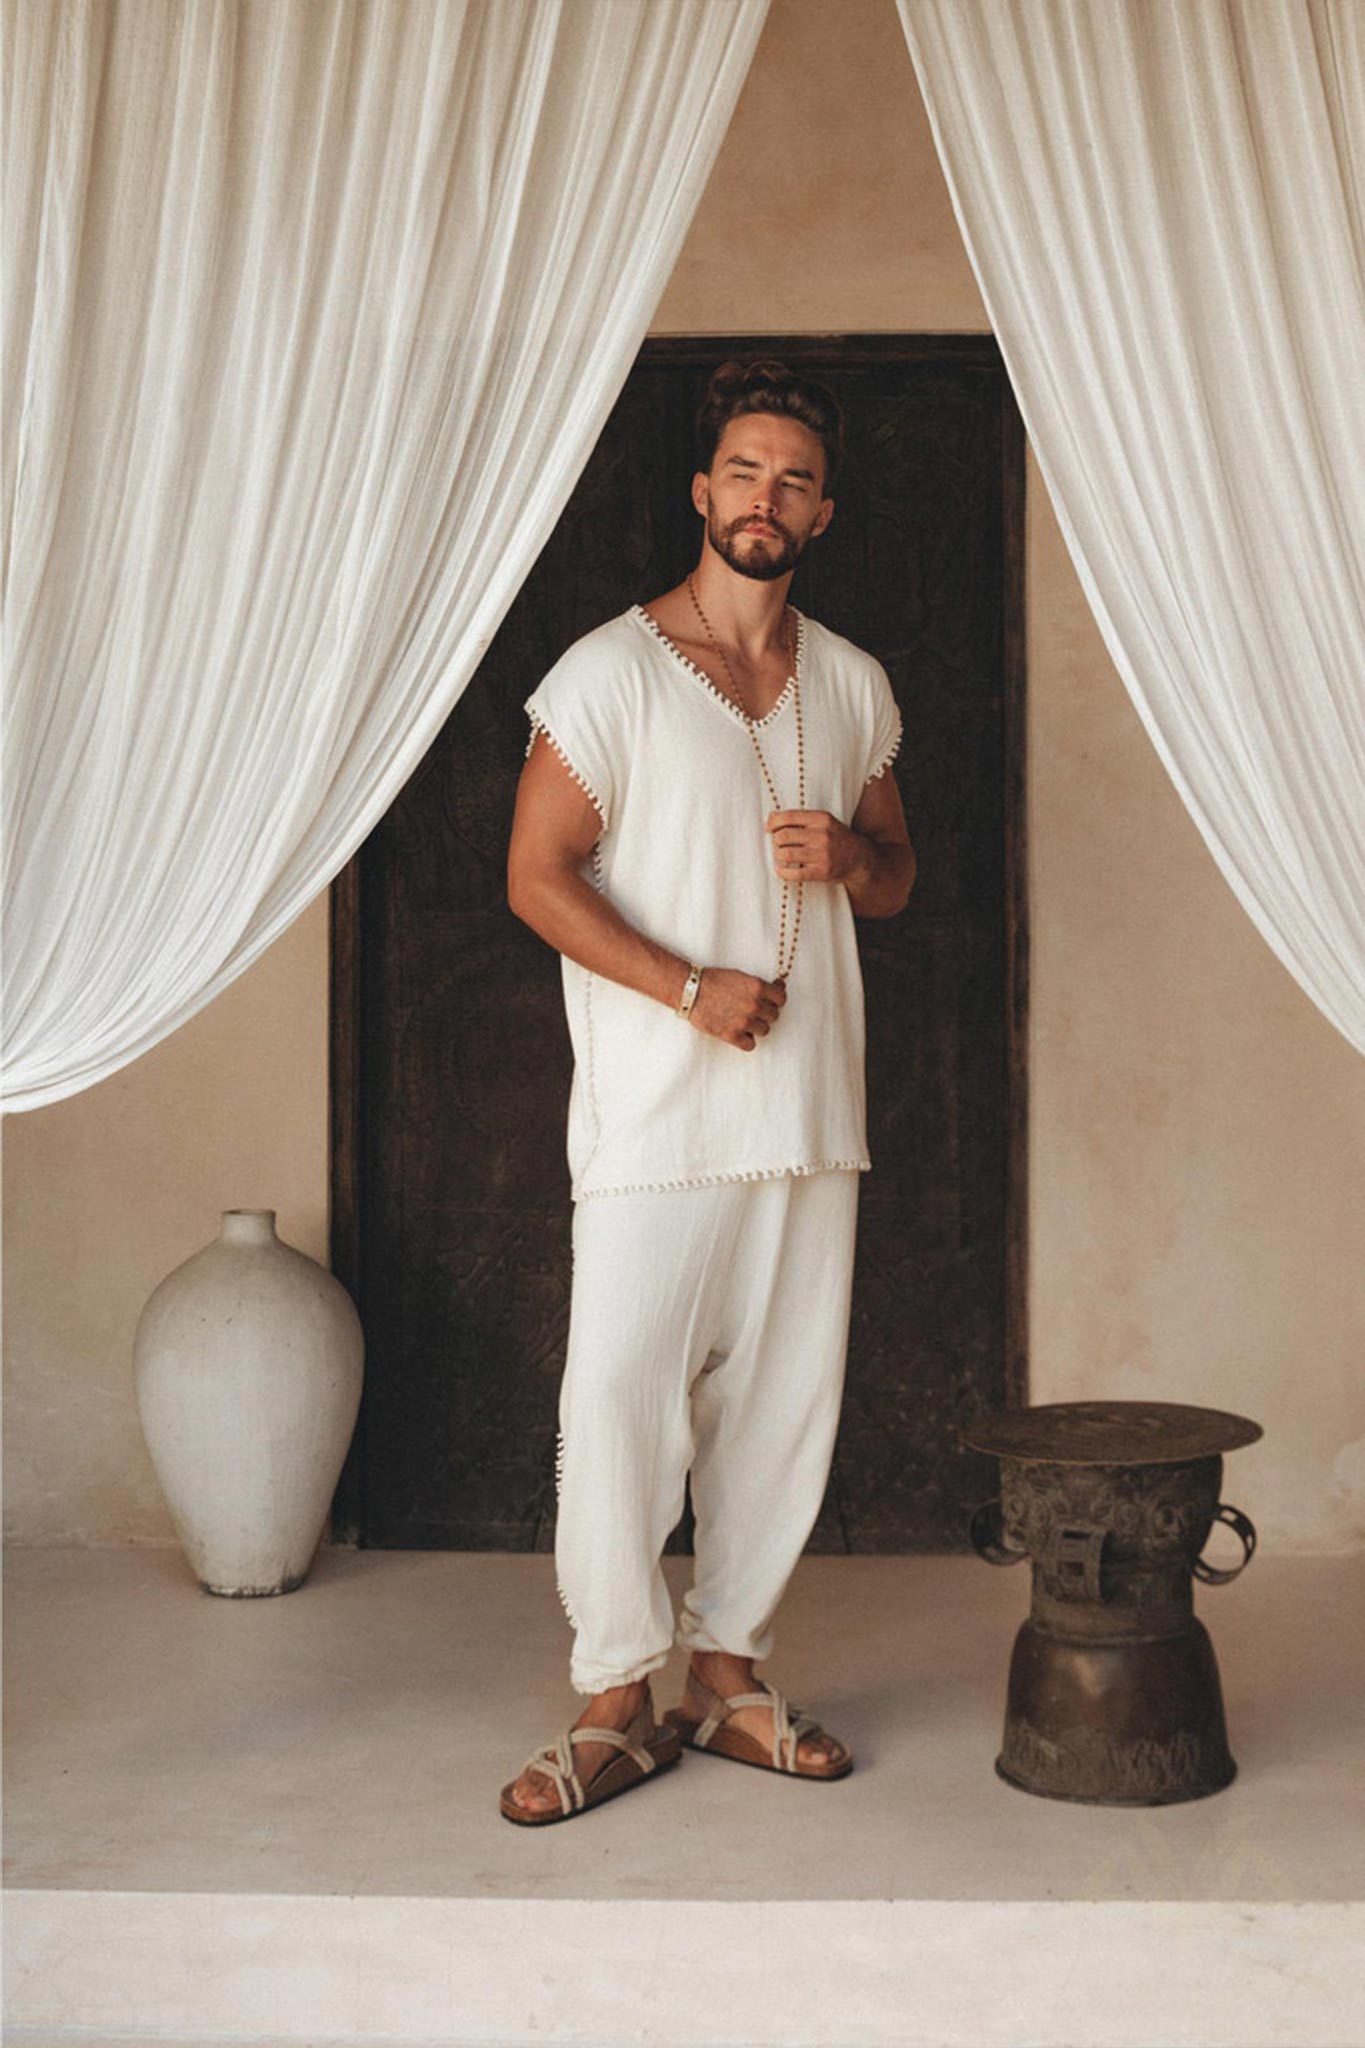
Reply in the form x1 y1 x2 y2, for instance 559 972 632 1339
685 571 806 982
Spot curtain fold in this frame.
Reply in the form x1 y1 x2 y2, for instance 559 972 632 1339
897 0 1365 1054
1 0 769 1110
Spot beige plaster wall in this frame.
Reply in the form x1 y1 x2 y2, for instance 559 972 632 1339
3 902 330 1543
1026 459 1365 1553
4 0 1362 1552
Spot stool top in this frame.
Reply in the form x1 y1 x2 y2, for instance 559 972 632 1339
959 1399 1263 1464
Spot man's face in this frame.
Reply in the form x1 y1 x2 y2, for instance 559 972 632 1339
693 412 834 582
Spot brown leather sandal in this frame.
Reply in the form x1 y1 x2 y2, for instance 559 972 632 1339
499 1687 684 1826
663 1671 853 1779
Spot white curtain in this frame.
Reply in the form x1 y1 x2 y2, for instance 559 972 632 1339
897 0 1365 1055
1 0 769 1111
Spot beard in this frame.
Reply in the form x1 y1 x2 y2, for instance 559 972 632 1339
707 507 808 582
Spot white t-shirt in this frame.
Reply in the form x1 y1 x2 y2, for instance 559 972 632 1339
522 603 903 1200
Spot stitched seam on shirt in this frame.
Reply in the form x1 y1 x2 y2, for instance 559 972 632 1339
576 838 608 1171
526 706 609 1170
630 603 805 731
525 708 609 831
575 1158 870 1199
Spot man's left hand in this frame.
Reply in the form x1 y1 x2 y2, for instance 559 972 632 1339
765 809 872 888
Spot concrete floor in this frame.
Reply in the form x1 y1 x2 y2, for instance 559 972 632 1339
5 1543 1364 2045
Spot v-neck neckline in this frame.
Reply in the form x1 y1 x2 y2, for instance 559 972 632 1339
629 602 805 732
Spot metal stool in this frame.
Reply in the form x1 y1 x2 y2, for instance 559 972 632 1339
961 1400 1261 1805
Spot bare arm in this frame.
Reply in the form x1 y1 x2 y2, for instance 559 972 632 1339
841 767 917 917
765 766 916 919
507 731 787 1051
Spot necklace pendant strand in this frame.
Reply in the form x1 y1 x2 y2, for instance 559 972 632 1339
686 572 805 983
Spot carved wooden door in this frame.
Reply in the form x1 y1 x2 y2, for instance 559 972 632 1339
331 336 1026 1553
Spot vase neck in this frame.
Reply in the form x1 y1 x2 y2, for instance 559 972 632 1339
221 1210 277 1245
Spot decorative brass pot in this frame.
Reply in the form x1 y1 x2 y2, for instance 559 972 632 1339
961 1400 1261 1806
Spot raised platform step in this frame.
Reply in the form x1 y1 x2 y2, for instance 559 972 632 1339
5 1547 1363 2046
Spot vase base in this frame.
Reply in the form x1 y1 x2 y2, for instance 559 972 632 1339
198 1569 309 1598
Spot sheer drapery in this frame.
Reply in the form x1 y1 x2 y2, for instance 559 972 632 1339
1 0 769 1110
897 0 1365 1054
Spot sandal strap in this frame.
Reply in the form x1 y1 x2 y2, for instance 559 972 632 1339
569 1720 658 1775
748 1679 821 1770
521 1712 658 1815
689 1667 755 1747
694 1674 822 1769
520 1728 583 1816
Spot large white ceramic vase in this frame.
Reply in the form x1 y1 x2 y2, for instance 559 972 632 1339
133 1209 365 1595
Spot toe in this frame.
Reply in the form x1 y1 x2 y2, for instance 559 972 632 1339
509 1769 558 1813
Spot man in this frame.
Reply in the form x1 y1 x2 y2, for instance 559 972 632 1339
500 359 915 1823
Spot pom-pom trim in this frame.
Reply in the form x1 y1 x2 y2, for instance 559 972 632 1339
574 1158 870 1200
865 719 903 784
630 603 805 730
525 710 608 832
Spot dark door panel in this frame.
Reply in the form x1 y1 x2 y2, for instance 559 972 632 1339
331 335 1026 1554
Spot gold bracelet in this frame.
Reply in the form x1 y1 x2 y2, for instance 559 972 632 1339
676 963 703 1020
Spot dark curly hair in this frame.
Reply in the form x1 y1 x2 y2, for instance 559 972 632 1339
695 358 845 495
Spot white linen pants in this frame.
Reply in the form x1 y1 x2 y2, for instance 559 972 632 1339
554 1167 860 1696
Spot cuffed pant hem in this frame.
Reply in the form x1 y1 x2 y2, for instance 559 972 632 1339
674 1615 775 1662
568 1644 672 1699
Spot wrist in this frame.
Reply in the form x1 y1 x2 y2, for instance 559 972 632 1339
675 962 704 1021
845 832 879 892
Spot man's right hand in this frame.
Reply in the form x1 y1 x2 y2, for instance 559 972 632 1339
685 968 787 1051
509 739 792 1049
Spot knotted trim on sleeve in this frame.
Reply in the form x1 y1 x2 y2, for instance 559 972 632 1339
525 709 609 832
865 720 903 784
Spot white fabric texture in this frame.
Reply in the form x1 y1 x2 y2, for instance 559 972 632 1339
553 1166 860 1695
897 0 1365 1055
1 0 770 1111
522 605 903 1199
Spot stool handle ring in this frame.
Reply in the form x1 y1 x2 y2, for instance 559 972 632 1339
968 1497 1028 1567
1192 1501 1257 1584
1045 1521 1111 1602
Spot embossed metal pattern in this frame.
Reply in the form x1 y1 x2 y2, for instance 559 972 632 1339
1000 1718 1221 1805
965 1404 1261 1803
998 1455 1224 1566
